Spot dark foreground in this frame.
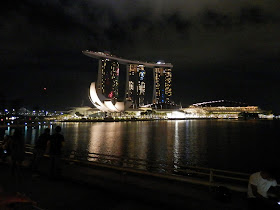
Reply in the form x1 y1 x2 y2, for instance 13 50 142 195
0 157 250 210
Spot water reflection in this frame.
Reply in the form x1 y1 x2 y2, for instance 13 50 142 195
6 127 10 135
24 126 28 140
31 127 36 145
88 122 123 156
1 120 279 172
173 121 179 165
138 122 148 161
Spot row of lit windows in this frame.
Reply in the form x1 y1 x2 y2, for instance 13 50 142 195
100 60 119 99
99 60 172 104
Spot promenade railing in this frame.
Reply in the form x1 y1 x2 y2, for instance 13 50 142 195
2 142 251 192
64 149 250 192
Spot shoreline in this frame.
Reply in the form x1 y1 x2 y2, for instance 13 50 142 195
59 117 277 122
0 117 277 128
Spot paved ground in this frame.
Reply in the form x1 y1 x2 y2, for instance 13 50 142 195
0 156 250 210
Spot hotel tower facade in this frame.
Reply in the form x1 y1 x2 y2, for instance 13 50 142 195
83 51 173 112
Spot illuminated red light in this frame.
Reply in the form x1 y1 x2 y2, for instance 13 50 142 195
108 91 113 98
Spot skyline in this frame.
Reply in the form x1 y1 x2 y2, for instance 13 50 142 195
1 1 280 113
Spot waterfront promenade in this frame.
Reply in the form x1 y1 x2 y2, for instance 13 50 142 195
0 155 250 210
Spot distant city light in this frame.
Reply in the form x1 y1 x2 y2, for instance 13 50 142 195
167 111 186 119
156 60 165 64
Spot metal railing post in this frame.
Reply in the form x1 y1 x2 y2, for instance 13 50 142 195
121 171 127 184
209 169 214 183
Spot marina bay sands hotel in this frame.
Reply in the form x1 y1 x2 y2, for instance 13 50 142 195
83 50 173 112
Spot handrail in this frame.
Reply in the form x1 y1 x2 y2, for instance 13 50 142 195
176 164 250 176
1 141 250 190
66 149 250 188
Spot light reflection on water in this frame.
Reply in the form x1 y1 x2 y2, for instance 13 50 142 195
1 120 280 172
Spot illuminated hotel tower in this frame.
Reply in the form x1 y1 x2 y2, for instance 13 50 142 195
98 59 119 99
127 64 146 108
153 67 172 104
82 50 173 112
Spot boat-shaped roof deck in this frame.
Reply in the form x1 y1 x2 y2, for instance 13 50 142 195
82 50 173 68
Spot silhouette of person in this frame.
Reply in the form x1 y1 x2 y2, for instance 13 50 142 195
32 128 50 174
48 126 64 179
10 128 25 181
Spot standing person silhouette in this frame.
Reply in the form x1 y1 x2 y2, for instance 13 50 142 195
32 128 50 174
48 126 64 179
10 128 25 182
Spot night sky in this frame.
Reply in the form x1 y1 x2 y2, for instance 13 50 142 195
1 0 280 113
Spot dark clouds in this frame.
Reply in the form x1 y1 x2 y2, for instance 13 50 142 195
1 0 280 112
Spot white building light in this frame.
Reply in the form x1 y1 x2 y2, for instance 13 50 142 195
167 111 186 119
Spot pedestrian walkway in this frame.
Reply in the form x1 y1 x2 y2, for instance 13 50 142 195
0 155 250 210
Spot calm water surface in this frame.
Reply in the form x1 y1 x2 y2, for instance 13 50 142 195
2 120 280 173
